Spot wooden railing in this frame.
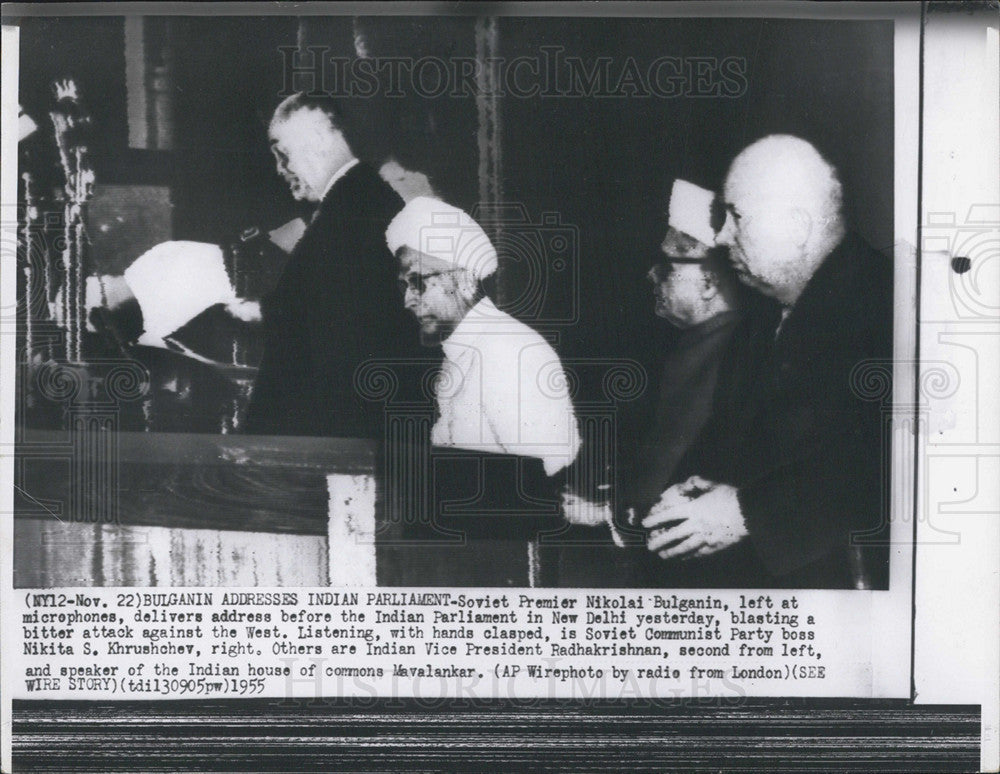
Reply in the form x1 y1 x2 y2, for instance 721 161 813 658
13 430 375 587
14 427 633 588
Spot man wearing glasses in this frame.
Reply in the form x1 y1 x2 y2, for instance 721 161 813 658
625 179 770 586
386 196 581 479
245 93 421 438
382 197 583 585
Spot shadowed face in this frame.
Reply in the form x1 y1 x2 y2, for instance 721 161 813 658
268 108 343 202
397 247 476 342
647 259 711 329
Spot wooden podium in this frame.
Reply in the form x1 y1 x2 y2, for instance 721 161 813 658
13 430 373 587
14 430 576 588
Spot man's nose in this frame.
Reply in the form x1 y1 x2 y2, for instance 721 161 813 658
715 213 735 246
646 266 659 284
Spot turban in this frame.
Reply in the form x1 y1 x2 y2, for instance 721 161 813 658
124 241 237 346
385 196 498 280
667 179 716 249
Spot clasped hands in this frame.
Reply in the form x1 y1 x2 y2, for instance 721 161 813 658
641 476 748 560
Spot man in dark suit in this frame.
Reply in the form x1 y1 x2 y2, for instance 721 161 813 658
643 135 892 589
245 93 423 439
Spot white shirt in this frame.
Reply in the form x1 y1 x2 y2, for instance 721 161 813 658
432 298 582 476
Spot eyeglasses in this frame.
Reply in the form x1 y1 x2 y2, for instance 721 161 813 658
649 258 705 280
397 269 461 295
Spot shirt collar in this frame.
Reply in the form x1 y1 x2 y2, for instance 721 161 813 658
320 157 360 201
441 297 499 360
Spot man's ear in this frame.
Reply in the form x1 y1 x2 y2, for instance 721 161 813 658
788 207 813 249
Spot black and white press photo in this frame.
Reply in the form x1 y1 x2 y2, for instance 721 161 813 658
2 4 997 772
10 13 898 590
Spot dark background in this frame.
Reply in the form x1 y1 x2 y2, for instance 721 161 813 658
11 15 980 773
18 16 300 246
496 17 892 385
17 14 892 422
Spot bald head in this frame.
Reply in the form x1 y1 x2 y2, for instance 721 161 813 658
726 135 842 221
716 135 845 306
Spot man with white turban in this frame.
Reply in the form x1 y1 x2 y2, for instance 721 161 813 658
383 197 586 585
626 180 759 530
386 196 581 478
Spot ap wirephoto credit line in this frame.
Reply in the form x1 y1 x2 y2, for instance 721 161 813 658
0 2 997 772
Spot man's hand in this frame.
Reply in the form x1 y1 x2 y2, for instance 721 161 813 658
641 477 748 560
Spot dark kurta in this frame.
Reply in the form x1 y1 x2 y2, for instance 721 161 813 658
629 304 778 589
625 310 742 520
244 163 422 439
